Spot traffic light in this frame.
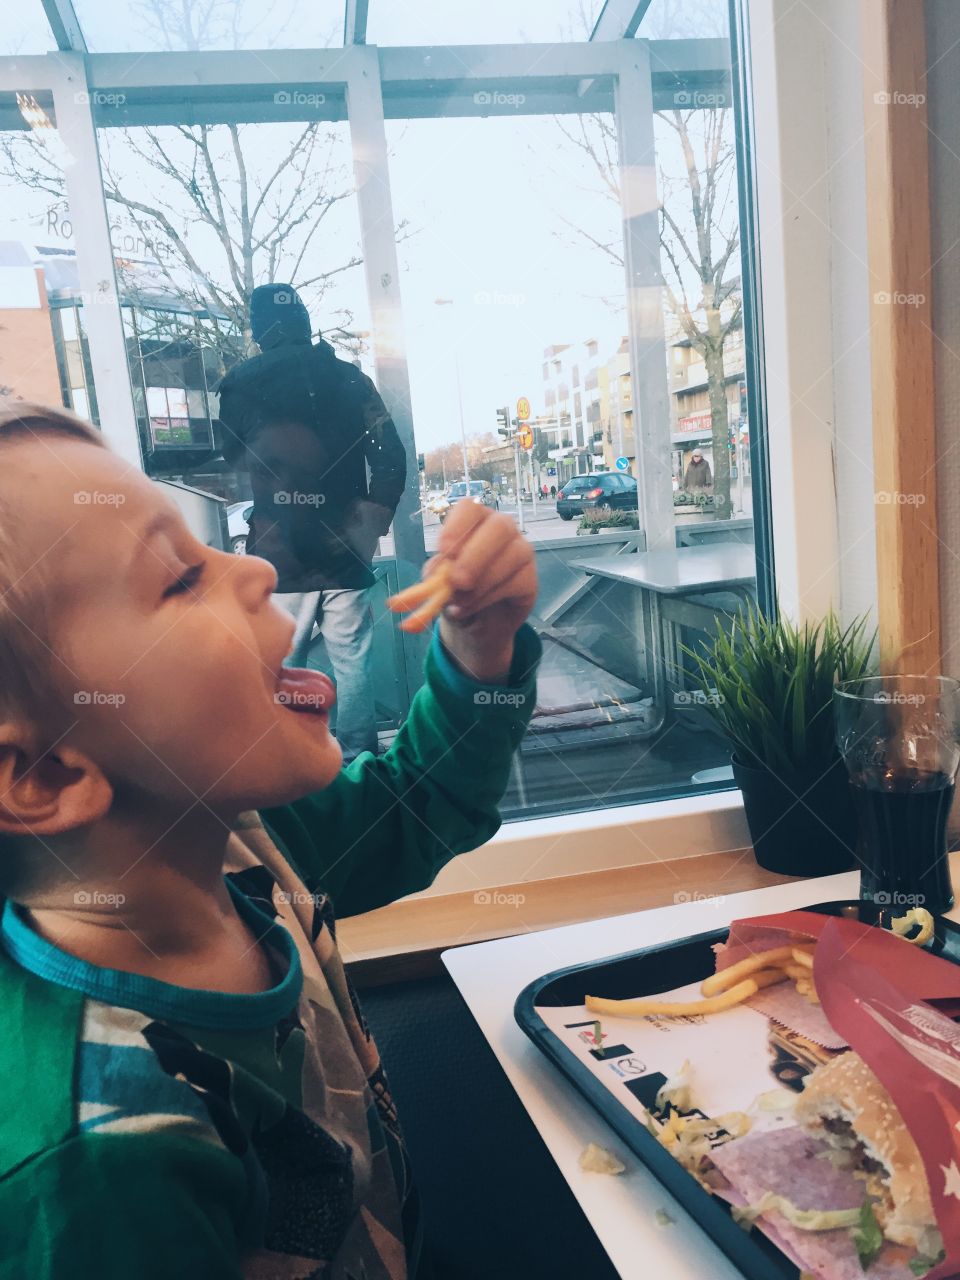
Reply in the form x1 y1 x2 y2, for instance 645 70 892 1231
417 451 425 472
496 406 512 438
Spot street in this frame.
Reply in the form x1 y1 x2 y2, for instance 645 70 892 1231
378 487 753 556
377 499 575 557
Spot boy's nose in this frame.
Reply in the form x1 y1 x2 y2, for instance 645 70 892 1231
232 549 278 610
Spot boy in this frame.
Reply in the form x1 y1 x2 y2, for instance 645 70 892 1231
0 401 540 1278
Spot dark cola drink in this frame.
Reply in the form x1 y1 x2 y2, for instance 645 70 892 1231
851 768 955 916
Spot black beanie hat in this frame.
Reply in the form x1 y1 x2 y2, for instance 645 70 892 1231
250 284 312 350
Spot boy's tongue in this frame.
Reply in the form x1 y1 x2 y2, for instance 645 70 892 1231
276 667 336 715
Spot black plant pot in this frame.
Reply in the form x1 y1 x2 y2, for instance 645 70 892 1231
731 754 857 876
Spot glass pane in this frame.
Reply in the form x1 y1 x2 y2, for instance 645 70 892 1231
59 304 78 341
145 385 168 416
369 0 604 46
383 28 761 818
0 4 57 55
91 114 372 525
637 0 729 38
0 103 101 416
73 0 345 52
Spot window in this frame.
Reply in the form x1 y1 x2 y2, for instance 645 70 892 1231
0 1 769 827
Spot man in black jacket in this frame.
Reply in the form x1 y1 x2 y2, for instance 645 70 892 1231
217 284 407 759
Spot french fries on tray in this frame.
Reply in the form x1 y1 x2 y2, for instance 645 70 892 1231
585 904 936 1020
585 943 819 1018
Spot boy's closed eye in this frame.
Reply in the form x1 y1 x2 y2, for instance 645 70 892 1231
162 561 206 600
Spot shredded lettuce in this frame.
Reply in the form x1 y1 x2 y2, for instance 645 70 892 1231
909 1249 946 1277
655 1060 694 1112
736 1191 863 1233
852 1201 884 1271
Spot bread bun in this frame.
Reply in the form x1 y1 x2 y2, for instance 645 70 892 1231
795 1051 935 1249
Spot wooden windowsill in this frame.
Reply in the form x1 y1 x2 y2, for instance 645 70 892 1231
339 848 802 987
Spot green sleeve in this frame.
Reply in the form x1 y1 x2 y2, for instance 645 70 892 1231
260 624 541 918
1 1134 248 1280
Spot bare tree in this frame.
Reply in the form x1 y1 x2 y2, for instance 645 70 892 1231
0 117 380 373
0 0 411 378
550 103 740 517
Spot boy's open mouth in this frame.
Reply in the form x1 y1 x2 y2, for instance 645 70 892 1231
274 667 336 717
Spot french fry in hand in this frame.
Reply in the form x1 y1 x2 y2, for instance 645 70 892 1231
791 948 814 970
386 562 453 633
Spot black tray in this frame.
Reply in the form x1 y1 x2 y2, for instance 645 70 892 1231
514 900 960 1280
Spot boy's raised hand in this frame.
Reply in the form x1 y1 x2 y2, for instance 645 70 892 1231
388 501 536 684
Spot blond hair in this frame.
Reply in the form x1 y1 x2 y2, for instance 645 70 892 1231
0 398 107 732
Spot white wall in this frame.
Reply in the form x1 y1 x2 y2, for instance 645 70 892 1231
749 0 877 630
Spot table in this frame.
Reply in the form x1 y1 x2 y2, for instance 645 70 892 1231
571 544 757 714
442 856 960 1279
571 543 756 595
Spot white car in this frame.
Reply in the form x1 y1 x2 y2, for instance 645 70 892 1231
227 500 253 554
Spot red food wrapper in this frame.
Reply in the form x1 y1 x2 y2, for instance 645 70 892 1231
720 910 960 1279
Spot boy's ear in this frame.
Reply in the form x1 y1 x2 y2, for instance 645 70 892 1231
0 725 112 838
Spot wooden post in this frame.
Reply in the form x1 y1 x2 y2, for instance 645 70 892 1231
861 0 941 674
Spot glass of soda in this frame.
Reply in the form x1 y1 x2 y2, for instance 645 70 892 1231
834 675 960 916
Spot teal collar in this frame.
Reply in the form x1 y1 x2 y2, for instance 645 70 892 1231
0 877 303 1031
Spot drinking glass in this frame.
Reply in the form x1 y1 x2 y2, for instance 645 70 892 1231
834 675 960 916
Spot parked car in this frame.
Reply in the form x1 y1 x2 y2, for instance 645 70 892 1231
556 472 638 521
227 500 253 553
444 480 500 512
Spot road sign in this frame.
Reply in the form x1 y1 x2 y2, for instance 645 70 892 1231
516 396 531 422
615 455 630 472
547 467 556 476
517 424 534 450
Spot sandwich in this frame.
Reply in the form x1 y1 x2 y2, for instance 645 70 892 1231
794 1051 941 1258
710 1050 945 1277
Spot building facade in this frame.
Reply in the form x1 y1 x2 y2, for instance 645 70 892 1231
540 339 606 483
0 238 245 500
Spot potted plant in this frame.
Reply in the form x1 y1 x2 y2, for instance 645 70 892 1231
673 489 716 520
576 509 640 535
683 603 876 876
